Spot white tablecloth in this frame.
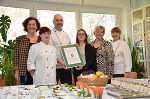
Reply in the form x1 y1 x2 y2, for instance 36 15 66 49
0 85 118 99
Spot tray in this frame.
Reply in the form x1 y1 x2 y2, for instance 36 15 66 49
106 85 150 99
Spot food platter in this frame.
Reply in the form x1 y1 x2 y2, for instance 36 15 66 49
106 85 150 99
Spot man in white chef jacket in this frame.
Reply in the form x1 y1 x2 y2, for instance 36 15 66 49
49 14 72 84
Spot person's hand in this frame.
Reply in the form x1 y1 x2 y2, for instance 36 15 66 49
75 66 83 70
15 70 20 82
124 72 130 78
30 69 35 78
57 58 68 70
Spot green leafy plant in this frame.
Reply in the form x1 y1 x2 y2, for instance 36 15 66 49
125 37 146 79
87 34 93 43
131 46 146 78
0 15 11 42
0 15 16 85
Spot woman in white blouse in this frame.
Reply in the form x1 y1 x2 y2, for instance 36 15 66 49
27 27 57 85
111 27 132 78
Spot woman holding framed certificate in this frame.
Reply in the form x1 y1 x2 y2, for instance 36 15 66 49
74 29 92 83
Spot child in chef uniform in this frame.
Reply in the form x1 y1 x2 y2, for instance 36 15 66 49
27 27 57 85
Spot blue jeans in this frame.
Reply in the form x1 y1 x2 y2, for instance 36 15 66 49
20 76 27 85
20 71 33 85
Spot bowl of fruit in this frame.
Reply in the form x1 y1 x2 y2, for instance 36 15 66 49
77 71 109 86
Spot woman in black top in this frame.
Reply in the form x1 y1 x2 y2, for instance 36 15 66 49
74 29 92 82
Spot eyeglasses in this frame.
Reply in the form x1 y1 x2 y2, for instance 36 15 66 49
78 34 85 36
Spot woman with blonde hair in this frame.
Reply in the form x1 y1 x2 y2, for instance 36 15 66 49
84 26 114 78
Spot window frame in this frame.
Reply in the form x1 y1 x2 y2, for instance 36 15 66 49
0 0 122 39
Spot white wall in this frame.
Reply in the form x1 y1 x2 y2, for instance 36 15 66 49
0 0 134 40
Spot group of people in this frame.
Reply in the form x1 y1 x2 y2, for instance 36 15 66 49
13 14 132 86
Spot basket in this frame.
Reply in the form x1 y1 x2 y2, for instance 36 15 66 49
77 77 109 86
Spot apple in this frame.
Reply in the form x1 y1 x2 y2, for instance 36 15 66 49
100 75 108 78
93 74 97 78
97 74 103 78
100 75 105 78
103 75 108 78
96 71 103 76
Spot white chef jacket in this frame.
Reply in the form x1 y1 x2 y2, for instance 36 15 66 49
111 39 132 74
27 42 57 85
49 28 71 69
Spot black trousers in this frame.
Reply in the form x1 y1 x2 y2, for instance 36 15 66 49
56 68 72 85
113 74 124 78
74 69 83 84
20 71 33 85
25 71 33 85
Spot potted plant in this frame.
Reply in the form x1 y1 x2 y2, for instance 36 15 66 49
126 37 146 79
131 46 146 79
0 15 16 85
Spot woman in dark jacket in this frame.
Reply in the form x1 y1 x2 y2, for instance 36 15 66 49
13 17 40 85
74 29 91 82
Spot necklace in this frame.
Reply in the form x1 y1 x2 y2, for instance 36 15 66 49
92 40 102 48
26 34 36 38
114 41 120 53
55 32 62 45
79 43 85 50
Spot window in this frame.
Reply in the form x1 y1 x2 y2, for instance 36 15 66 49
82 13 116 40
0 6 29 75
0 6 30 41
37 10 76 43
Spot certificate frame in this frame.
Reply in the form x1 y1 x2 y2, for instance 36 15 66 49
60 44 85 68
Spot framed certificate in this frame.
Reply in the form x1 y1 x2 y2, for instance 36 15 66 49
60 44 85 68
